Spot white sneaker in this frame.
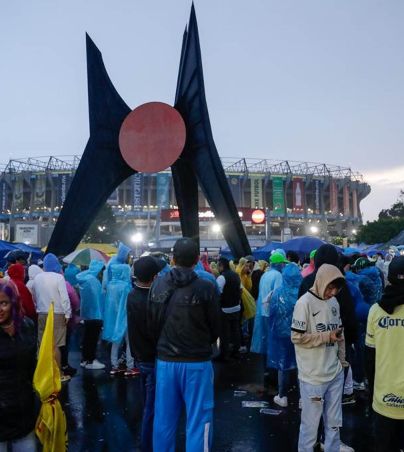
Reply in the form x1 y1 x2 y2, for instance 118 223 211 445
273 394 288 407
239 346 248 354
85 359 105 370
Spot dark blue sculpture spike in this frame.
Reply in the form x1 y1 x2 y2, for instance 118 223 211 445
46 35 134 256
172 5 251 257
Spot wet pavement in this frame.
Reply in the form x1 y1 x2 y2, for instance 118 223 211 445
61 330 377 452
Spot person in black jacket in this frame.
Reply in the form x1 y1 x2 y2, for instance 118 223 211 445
148 238 220 452
0 279 37 451
126 256 164 452
216 257 242 360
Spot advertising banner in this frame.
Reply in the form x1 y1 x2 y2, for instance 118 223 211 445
292 178 305 213
272 177 285 215
352 189 358 218
32 173 46 209
156 173 170 209
53 173 72 207
0 179 10 212
15 223 38 245
250 176 263 209
343 184 350 217
314 179 321 214
330 179 338 214
228 175 243 207
132 173 143 210
160 207 265 224
13 174 24 211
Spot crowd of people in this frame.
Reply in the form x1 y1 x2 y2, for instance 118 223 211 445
0 239 403 451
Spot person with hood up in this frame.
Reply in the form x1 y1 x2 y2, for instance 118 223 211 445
351 257 383 306
102 242 131 293
268 263 302 408
7 264 36 322
292 264 348 452
365 256 404 452
64 263 80 288
32 253 71 382
103 263 138 376
26 264 43 295
76 259 105 370
250 252 287 354
148 238 220 452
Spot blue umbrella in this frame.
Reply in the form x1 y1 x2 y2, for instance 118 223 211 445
279 236 327 260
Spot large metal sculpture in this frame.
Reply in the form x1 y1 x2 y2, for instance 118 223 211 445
47 6 251 258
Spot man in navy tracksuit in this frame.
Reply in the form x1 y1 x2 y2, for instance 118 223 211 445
148 238 220 452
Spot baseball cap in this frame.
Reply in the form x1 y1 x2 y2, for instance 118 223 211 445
245 255 255 263
269 252 289 264
173 238 199 267
133 256 165 282
388 256 404 285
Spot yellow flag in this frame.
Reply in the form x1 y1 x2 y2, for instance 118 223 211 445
33 303 68 452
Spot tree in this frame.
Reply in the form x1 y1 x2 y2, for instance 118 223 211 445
357 191 404 244
83 203 117 243
378 190 404 219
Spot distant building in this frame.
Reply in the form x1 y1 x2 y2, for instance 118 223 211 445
0 156 370 248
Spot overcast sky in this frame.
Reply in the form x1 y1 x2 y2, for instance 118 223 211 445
1 0 403 221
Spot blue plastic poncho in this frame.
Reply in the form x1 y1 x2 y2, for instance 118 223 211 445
76 259 105 320
44 253 62 273
102 242 131 292
267 263 302 370
64 263 80 287
250 266 283 354
358 267 383 305
347 281 369 323
102 263 132 343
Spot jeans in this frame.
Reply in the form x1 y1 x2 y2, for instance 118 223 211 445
138 362 156 452
0 431 37 452
278 370 291 398
220 312 241 357
153 360 214 452
111 332 134 369
298 370 344 452
82 319 103 362
373 411 404 452
352 324 366 383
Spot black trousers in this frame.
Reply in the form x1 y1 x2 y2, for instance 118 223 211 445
374 411 404 452
82 320 103 362
220 311 241 357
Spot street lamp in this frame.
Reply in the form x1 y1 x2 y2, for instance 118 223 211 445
211 223 221 234
310 225 319 234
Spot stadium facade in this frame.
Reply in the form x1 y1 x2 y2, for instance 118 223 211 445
0 156 371 248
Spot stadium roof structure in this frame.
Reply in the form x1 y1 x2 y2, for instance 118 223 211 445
0 155 365 182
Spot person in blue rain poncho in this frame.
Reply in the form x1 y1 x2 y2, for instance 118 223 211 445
76 259 106 370
103 262 138 376
353 258 383 306
250 252 287 354
102 242 132 292
64 263 80 288
267 263 302 408
194 261 220 294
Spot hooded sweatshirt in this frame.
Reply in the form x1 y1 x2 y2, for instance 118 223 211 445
291 264 345 384
8 264 36 320
299 244 358 344
26 265 43 294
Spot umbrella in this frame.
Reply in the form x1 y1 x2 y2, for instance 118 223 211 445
279 236 327 259
62 248 110 266
343 247 362 256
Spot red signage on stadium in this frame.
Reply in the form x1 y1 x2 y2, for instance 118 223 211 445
161 208 266 223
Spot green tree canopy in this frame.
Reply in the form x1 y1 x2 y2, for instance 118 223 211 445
358 191 404 244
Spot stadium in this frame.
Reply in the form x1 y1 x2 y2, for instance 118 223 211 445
0 156 371 249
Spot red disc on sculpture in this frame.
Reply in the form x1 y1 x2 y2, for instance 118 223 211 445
119 102 186 173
